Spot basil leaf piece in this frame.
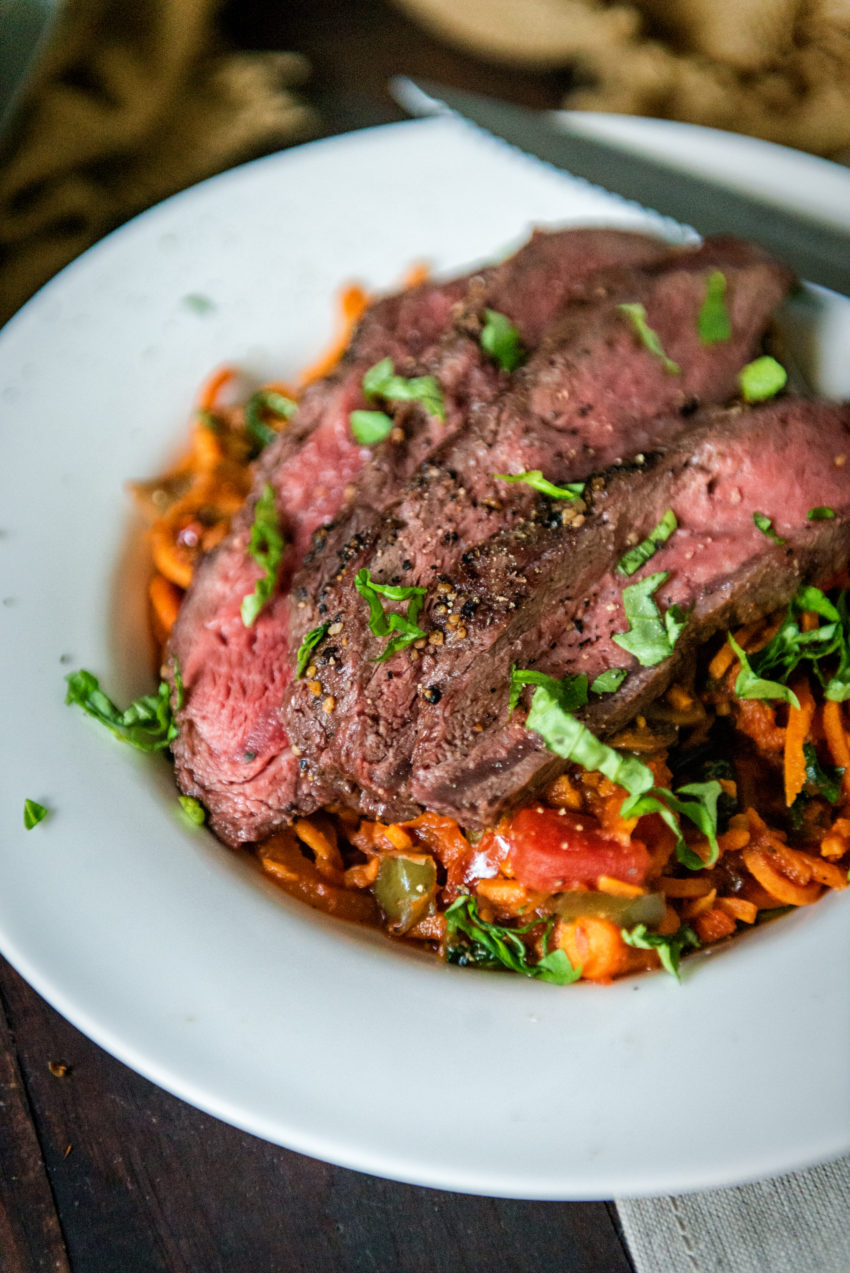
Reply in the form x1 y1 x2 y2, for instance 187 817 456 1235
738 355 787 403
362 357 445 421
354 568 427 660
590 668 628 694
65 669 180 752
808 506 836 521
350 409 393 445
793 585 840 623
23 799 48 829
802 742 844 804
619 303 680 375
824 594 850 700
496 470 585 501
377 594 427 663
621 781 722 870
524 685 722 871
480 309 526 372
622 923 700 980
358 573 428 605
241 484 285 627
730 584 850 703
616 509 677 576
825 670 850 703
445 894 581 985
509 667 588 714
697 270 731 345
729 634 801 708
613 572 688 667
245 389 297 452
183 293 216 315
753 511 786 545
178 795 206 825
295 622 330 678
526 685 655 799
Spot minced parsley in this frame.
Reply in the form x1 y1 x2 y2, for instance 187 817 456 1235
241 485 285 627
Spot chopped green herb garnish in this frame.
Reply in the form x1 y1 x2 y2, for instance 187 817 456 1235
296 622 330 678
726 586 850 705
362 357 445 420
524 683 721 869
354 568 427 661
496 470 585 501
445 894 581 985
525 685 655 799
621 781 722 870
178 795 206 825
616 509 677 576
808 507 836 521
509 667 588 715
753 511 786 545
480 309 526 372
350 410 393 445
182 293 216 315
590 668 628 694
613 571 689 667
622 923 700 979
697 271 731 345
801 741 844 805
738 355 787 403
241 484 285 627
619 302 680 375
728 634 800 709
245 389 296 452
65 668 180 752
23 799 48 829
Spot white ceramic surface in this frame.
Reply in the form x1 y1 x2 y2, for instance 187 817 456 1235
1 115 849 1200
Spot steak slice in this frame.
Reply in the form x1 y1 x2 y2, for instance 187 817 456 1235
285 238 795 817
406 397 850 825
166 269 470 846
170 228 679 844
295 228 677 601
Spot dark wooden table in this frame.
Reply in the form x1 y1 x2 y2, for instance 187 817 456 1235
1 4 636 1268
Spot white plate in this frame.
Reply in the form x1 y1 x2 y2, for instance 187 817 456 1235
1 115 849 1201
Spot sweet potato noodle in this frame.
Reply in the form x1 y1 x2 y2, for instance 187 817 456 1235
131 248 850 985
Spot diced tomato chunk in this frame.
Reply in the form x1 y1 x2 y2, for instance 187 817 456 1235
487 807 650 892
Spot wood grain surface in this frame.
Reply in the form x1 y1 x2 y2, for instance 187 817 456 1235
1 3 637 1268
0 956 635 1272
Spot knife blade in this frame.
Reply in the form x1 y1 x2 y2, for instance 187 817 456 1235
392 78 850 298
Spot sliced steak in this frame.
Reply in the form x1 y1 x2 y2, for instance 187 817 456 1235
406 397 850 825
170 227 679 844
167 269 470 846
296 228 677 598
286 239 795 817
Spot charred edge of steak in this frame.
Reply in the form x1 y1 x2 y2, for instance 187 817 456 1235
404 397 850 826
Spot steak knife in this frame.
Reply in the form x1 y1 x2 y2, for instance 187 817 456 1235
391 77 850 299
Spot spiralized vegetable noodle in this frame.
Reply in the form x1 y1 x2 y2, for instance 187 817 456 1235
130 280 850 985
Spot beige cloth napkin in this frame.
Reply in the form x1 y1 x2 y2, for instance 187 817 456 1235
394 0 850 160
0 0 315 326
616 1155 850 1272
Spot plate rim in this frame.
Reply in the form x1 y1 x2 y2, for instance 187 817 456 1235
1 113 849 1201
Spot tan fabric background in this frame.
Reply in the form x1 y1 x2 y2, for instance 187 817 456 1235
0 0 315 326
395 0 850 159
5 0 849 327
